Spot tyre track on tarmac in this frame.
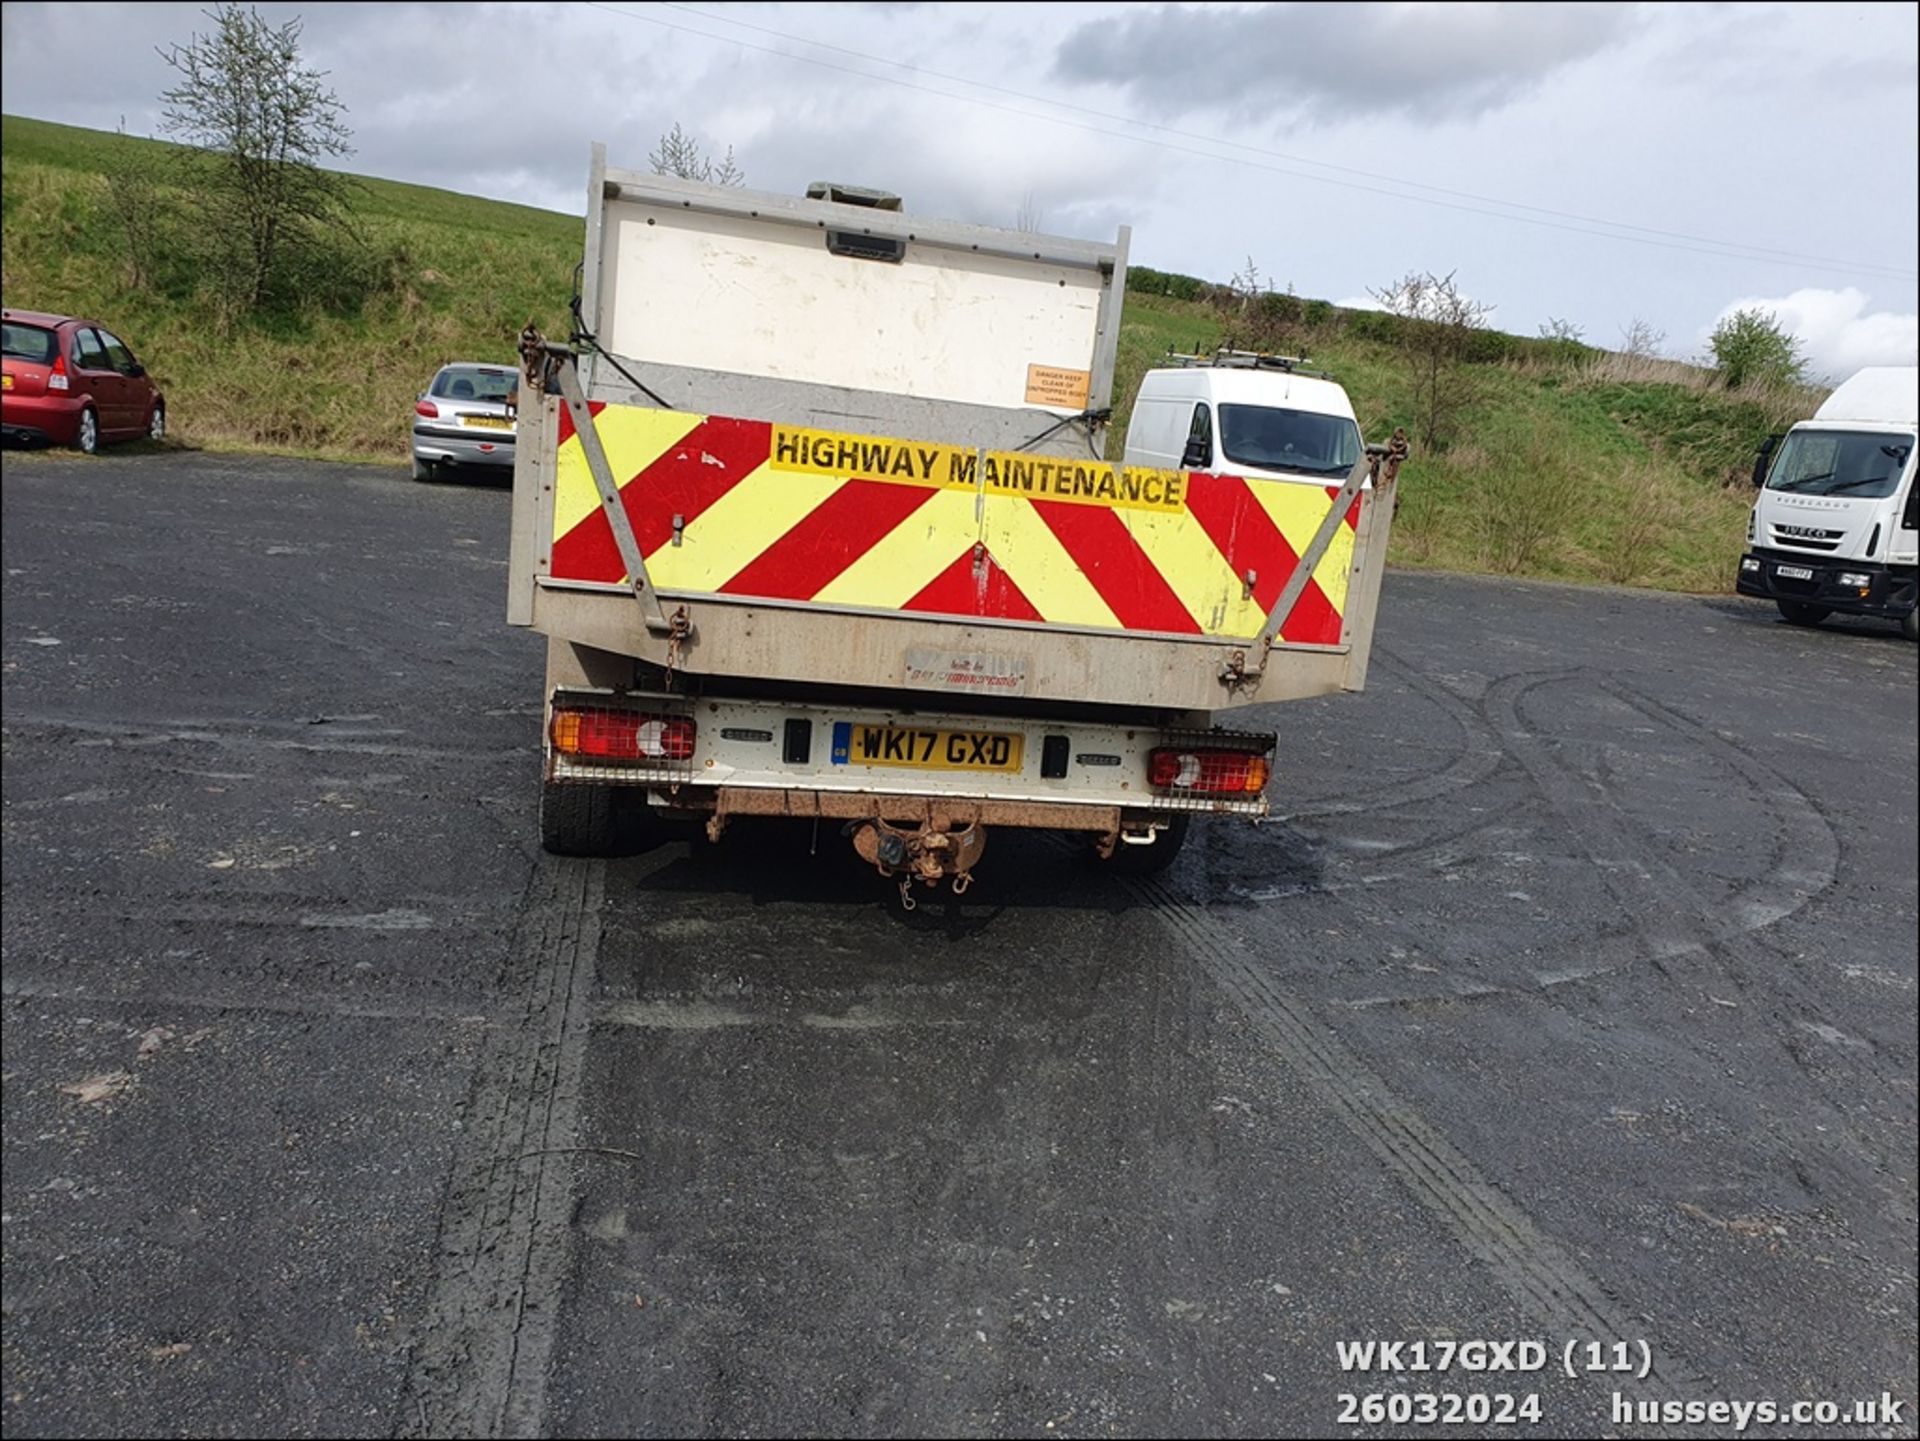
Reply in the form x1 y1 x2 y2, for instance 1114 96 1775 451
1137 656 1745 1414
399 860 605 1440
1307 664 1843 1010
1135 871 1709 1415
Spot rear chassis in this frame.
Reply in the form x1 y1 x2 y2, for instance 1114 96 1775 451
541 641 1275 892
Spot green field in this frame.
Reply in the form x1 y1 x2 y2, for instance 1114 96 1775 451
3 114 1817 591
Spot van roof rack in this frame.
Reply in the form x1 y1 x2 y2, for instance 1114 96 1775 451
1161 347 1334 380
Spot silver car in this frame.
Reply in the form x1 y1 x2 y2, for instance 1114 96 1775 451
411 362 518 480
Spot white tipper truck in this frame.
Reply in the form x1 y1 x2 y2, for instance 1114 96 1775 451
507 146 1406 899
1739 365 1918 640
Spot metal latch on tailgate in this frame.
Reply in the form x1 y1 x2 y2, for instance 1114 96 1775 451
1222 427 1409 690
520 326 680 640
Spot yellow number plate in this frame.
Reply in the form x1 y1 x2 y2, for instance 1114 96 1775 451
2 374 12 390
834 723 1023 772
463 415 512 430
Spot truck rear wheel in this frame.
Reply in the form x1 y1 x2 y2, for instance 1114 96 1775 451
1903 607 1918 642
540 781 616 856
1103 816 1190 874
1776 600 1831 627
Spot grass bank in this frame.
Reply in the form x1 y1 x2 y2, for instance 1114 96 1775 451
4 115 1817 592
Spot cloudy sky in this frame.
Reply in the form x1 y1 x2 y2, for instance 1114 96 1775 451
4 1 1915 379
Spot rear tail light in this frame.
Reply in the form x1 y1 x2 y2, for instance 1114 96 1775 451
1147 747 1271 795
48 354 69 391
550 707 695 761
414 399 439 418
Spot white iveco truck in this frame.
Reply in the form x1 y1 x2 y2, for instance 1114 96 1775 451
507 145 1405 899
1739 366 1918 640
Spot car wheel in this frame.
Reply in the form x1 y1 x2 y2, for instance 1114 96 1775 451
147 403 166 442
411 457 436 482
75 407 99 455
1776 600 1830 627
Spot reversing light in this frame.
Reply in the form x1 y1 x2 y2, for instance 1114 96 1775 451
1147 747 1271 795
550 708 696 761
48 353 70 391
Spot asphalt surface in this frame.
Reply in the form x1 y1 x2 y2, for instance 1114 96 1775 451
2 448 1915 1440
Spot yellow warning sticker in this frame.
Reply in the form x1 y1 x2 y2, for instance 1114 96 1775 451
1024 364 1092 410
982 453 1188 514
771 425 975 491
768 424 1188 513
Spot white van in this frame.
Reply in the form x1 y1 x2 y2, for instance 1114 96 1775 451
1738 365 1917 640
1123 351 1363 484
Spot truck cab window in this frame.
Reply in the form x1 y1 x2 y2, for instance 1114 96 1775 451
1766 429 1913 500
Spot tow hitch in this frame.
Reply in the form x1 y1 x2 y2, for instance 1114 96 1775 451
844 813 987 908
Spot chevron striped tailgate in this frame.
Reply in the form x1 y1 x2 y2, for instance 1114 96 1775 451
548 403 1361 645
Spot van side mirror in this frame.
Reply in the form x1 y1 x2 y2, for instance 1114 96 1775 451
1181 438 1210 470
1752 433 1782 488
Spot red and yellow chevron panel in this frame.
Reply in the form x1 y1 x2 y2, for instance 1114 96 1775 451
549 403 1362 645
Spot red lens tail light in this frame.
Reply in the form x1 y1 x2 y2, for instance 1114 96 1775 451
48 353 70 391
415 399 439 418
1147 747 1272 795
550 708 696 761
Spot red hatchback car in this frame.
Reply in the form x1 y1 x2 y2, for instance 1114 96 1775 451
1 309 165 453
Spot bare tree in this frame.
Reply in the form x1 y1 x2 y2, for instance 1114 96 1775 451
103 118 162 290
650 123 745 186
1013 191 1043 233
158 2 355 312
1371 269 1494 451
1619 317 1666 359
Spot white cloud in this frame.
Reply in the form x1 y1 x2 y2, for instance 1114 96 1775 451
1706 289 1919 382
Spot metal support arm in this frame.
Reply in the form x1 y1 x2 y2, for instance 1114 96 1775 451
541 341 676 637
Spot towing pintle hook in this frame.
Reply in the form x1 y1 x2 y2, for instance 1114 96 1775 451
843 815 986 906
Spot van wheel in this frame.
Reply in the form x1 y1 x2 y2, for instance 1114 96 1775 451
1776 600 1830 627
1101 816 1191 874
1902 608 1918 642
540 781 616 856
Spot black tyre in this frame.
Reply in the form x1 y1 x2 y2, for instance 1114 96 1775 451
1776 599 1830 627
1902 607 1918 642
75 406 99 455
540 781 616 856
1102 816 1191 874
411 456 436 482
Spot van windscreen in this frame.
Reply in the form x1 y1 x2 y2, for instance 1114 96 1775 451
1217 404 1360 477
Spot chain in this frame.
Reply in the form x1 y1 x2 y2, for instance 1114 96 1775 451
662 605 692 688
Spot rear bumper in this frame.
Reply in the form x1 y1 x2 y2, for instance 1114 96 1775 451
543 688 1276 823
1737 548 1917 619
2 393 83 445
412 424 516 468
